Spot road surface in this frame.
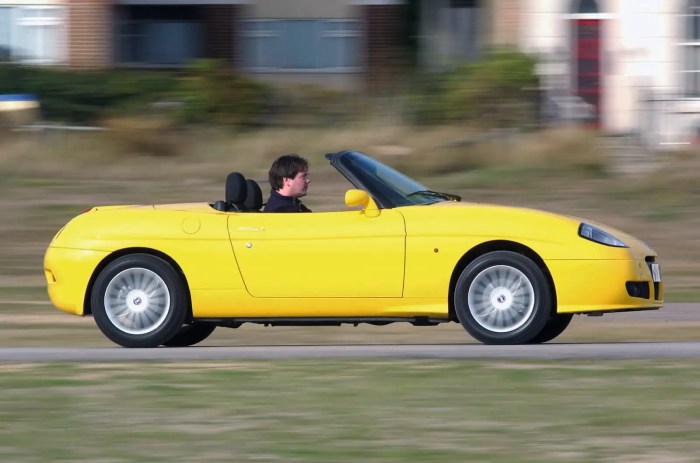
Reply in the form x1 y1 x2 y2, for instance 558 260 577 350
0 303 696 362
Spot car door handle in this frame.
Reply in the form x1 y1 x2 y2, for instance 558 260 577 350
237 227 265 231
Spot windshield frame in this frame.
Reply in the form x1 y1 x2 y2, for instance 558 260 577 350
326 150 455 209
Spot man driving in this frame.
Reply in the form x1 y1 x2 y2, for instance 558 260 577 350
263 153 312 213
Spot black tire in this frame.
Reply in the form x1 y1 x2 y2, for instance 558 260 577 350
162 322 217 347
454 251 552 344
526 313 573 344
91 254 188 348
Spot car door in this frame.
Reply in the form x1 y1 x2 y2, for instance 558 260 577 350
228 209 406 298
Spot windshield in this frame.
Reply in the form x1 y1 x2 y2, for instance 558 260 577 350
334 151 456 208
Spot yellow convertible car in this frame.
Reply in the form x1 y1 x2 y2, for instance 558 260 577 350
44 151 663 347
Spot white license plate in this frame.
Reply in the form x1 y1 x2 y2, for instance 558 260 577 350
650 263 661 283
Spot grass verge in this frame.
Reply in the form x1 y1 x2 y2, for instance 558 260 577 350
1 360 699 462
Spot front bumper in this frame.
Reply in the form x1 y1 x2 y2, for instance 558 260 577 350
548 257 663 314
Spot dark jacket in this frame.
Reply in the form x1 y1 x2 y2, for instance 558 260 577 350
263 190 312 213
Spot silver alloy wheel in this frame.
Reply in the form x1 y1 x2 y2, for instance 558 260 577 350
466 264 535 333
103 267 171 335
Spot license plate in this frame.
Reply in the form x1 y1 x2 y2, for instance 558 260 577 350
649 263 661 283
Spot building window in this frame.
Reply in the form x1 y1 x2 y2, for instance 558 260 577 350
450 0 477 8
0 8 10 61
0 6 65 64
683 0 700 96
116 6 203 67
572 0 599 14
241 20 362 72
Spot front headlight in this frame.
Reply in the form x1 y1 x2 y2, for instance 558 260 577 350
578 223 628 247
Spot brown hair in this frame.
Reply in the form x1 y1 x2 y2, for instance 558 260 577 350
268 153 309 190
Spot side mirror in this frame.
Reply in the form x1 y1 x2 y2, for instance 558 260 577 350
344 189 379 217
345 189 369 207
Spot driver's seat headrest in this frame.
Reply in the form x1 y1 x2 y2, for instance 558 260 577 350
225 172 247 211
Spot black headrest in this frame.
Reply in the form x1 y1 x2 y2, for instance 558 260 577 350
244 179 263 211
225 172 247 211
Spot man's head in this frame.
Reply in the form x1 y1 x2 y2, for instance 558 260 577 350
268 153 310 198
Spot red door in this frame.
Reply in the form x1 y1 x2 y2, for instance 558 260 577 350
573 19 601 127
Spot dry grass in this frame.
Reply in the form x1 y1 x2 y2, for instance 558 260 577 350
0 123 697 301
101 115 190 157
391 125 607 177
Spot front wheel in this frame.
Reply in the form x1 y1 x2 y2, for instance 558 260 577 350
527 313 573 344
454 251 552 344
91 254 188 348
163 322 217 347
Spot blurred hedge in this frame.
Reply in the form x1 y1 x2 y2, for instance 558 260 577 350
0 60 272 126
177 59 272 126
0 51 540 128
408 49 540 127
0 65 174 123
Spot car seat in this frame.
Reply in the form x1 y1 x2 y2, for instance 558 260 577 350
225 172 247 211
244 179 263 212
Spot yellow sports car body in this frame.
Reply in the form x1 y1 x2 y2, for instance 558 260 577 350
44 151 663 347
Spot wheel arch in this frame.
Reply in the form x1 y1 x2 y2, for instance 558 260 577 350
447 240 557 321
83 248 192 318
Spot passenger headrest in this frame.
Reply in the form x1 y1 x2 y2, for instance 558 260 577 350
225 172 247 211
244 179 263 212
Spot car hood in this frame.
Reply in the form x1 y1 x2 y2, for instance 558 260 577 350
398 201 656 260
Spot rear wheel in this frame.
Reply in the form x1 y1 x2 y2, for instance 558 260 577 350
163 322 217 347
454 251 552 344
91 254 188 348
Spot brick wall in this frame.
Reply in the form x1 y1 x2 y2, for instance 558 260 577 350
491 0 522 47
203 5 243 67
68 0 113 68
363 4 406 93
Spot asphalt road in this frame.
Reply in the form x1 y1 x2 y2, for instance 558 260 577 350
0 303 696 362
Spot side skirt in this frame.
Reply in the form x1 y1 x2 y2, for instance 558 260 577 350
196 316 452 328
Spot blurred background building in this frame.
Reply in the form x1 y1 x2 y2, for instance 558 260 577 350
0 0 405 92
2 0 700 145
519 0 700 148
419 0 700 147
